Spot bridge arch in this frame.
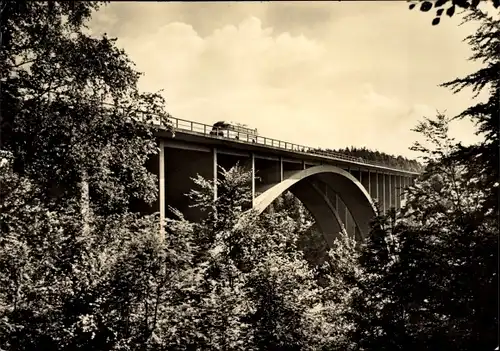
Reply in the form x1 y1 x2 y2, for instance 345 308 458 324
253 165 376 243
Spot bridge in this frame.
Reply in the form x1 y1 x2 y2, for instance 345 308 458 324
147 116 419 245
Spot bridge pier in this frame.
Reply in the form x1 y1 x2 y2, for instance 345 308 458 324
375 173 385 214
396 175 401 210
159 141 165 239
384 173 390 213
213 148 218 200
389 174 393 210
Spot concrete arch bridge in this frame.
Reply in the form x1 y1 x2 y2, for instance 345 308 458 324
145 117 419 245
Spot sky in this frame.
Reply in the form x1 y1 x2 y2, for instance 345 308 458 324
87 1 490 159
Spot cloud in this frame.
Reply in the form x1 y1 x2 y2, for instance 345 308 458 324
88 3 483 159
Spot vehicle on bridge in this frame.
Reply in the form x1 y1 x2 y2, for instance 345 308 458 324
209 121 258 142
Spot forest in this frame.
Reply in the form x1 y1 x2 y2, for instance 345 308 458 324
315 146 424 172
0 0 498 350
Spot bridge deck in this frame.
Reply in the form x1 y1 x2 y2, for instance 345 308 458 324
153 116 419 176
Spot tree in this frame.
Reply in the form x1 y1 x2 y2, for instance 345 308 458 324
0 1 177 349
0 0 171 216
0 151 190 350
350 114 498 350
312 146 423 172
349 6 499 349
440 8 499 217
312 229 364 351
175 166 327 350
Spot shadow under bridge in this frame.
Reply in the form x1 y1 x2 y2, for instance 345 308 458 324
253 165 377 247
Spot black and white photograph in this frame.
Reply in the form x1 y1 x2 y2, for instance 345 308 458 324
1 0 498 350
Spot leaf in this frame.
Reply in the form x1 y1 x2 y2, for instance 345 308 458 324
435 0 448 7
446 5 455 17
420 1 433 11
409 3 416 9
436 8 444 16
470 0 480 7
432 17 441 25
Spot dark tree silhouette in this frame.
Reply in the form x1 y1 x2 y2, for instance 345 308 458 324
408 0 500 25
349 7 499 350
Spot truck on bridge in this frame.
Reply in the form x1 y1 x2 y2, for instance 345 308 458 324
209 121 258 142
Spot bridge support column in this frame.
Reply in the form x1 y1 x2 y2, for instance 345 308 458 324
336 194 347 229
396 175 402 210
280 157 284 182
377 172 386 214
402 176 407 203
368 171 371 194
402 176 410 207
159 141 165 241
384 173 390 214
251 153 255 204
213 147 218 201
394 175 398 210
389 174 393 210
382 174 386 213
370 171 378 204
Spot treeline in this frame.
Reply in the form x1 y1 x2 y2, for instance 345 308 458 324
314 146 424 172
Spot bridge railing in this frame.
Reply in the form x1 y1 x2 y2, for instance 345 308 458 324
161 116 415 172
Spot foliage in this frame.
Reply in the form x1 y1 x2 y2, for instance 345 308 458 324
0 152 190 350
441 8 499 216
267 191 330 268
312 229 364 350
349 105 497 350
408 0 500 25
